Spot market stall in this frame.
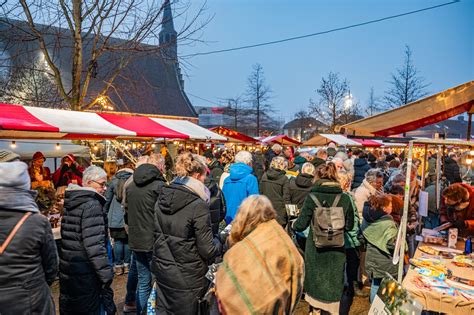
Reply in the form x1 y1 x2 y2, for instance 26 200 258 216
259 134 302 146
395 138 474 313
209 126 257 144
303 133 363 147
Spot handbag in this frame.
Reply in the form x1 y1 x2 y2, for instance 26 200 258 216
0 212 31 255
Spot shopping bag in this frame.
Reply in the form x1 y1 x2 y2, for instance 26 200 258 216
146 282 157 315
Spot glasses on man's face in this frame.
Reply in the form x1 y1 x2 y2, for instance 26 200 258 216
91 180 107 188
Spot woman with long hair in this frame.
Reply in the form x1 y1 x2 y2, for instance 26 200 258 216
216 195 304 314
152 153 220 315
292 163 355 314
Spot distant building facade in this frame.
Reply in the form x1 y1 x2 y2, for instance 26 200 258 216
283 117 327 141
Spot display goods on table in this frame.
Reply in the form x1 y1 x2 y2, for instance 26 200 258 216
403 240 474 314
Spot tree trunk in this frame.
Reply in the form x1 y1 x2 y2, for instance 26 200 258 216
71 0 83 110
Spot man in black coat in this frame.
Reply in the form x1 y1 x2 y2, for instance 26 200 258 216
125 153 167 314
264 144 283 171
444 152 462 184
352 150 371 190
59 165 115 315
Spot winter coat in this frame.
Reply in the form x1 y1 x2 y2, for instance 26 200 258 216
344 192 361 249
104 168 133 229
59 186 114 313
208 159 224 184
152 183 219 315
0 210 58 315
206 180 226 236
293 180 355 302
264 149 278 170
361 203 398 279
288 173 314 208
52 164 84 188
311 157 326 169
352 158 371 190
222 163 259 224
353 179 379 222
125 164 167 252
252 152 266 182
444 157 462 184
260 168 291 226
292 156 308 172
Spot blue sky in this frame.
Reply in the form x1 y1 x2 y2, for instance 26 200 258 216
177 0 473 123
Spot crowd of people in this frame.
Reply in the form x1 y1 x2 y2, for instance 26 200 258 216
0 142 473 315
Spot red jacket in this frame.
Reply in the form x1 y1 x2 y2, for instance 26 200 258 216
52 164 84 188
440 183 474 236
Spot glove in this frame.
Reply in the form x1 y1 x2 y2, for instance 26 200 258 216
451 219 466 230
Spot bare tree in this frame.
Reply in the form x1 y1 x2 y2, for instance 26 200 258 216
0 62 62 107
309 72 349 132
245 63 273 136
0 0 209 111
384 45 429 109
364 87 381 116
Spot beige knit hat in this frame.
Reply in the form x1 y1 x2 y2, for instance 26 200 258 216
0 149 20 162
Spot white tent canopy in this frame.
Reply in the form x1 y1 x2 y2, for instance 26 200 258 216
303 134 362 146
0 140 90 159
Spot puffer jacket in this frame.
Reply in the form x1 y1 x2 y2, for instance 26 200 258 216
222 163 259 223
105 168 133 229
126 164 167 252
288 173 313 208
59 186 114 313
352 158 371 190
152 183 219 315
444 157 462 184
206 180 226 236
260 168 291 226
0 209 58 315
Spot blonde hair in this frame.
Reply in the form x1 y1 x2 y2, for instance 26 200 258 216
270 156 288 171
228 195 276 246
175 152 207 177
301 162 315 176
338 171 352 192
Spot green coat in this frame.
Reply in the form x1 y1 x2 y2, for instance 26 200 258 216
293 179 355 302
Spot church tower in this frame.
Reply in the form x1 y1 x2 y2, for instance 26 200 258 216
159 0 178 62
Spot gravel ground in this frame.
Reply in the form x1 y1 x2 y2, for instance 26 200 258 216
52 274 371 314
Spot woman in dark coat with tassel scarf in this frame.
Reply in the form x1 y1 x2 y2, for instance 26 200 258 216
0 153 58 315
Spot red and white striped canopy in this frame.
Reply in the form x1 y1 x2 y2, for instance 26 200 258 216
0 103 226 141
259 134 302 146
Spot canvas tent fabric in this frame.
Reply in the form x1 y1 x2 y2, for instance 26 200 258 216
0 103 226 141
259 135 302 146
303 134 362 147
0 140 89 159
337 81 474 137
209 127 257 143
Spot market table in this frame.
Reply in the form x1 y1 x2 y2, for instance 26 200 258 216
403 242 474 314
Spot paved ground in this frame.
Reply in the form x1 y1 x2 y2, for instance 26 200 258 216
52 274 371 314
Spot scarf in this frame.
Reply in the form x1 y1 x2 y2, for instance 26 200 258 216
173 176 210 203
0 187 39 212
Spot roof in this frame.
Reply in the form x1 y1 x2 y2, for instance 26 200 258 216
0 18 197 118
303 134 361 146
283 117 325 129
337 81 474 136
209 126 257 143
0 103 225 141
259 134 301 146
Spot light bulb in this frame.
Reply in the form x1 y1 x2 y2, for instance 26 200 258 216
151 143 156 148
93 144 98 151
55 143 61 150
10 141 16 149
467 158 473 165
470 150 474 156
132 143 137 150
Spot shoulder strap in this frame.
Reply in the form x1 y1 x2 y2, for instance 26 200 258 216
332 194 342 207
0 212 32 255
309 193 323 208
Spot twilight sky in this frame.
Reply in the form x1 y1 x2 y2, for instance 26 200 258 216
177 0 473 123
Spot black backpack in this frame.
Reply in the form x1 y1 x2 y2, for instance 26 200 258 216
309 193 345 248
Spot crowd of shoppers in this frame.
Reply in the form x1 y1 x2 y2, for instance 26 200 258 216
0 141 473 315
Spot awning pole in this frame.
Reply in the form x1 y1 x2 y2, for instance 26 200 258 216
398 140 414 283
421 144 428 190
467 113 472 141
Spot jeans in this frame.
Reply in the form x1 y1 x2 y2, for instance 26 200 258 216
125 252 138 305
135 251 153 315
113 238 131 266
370 278 382 303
